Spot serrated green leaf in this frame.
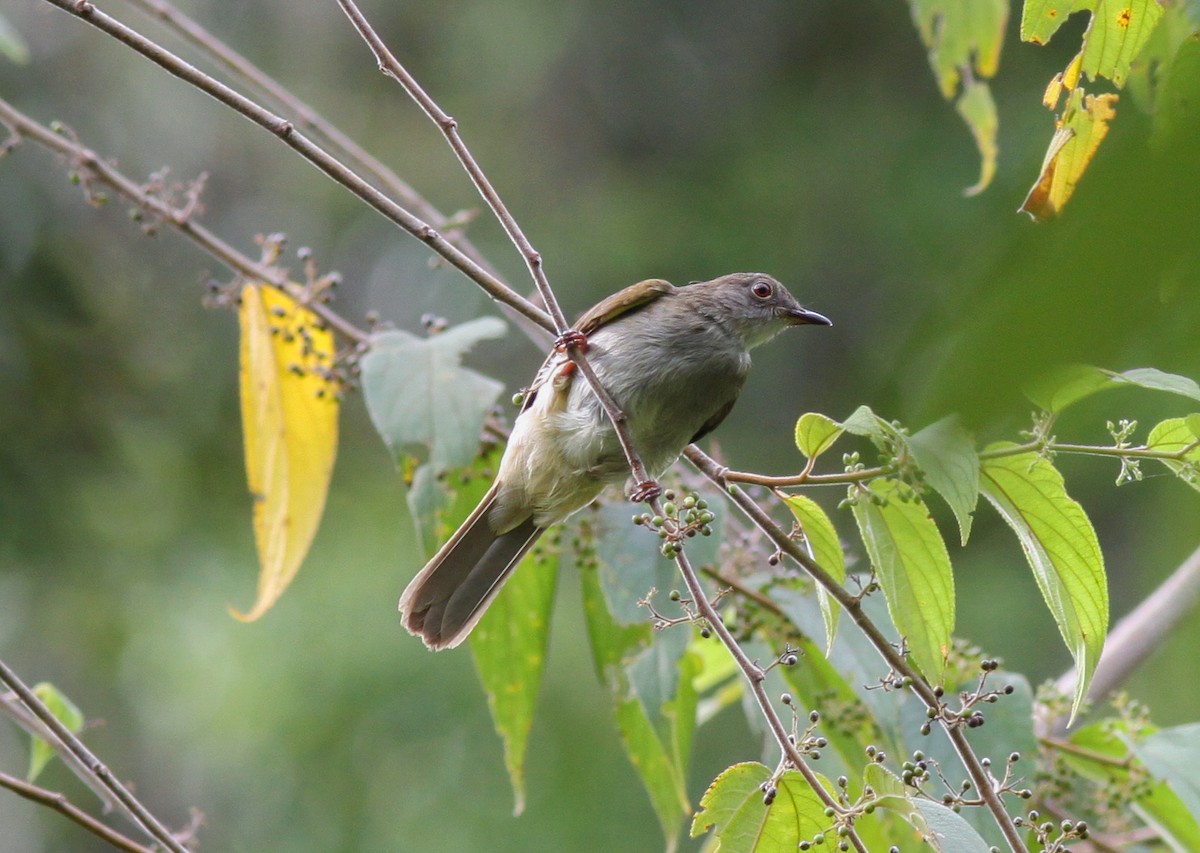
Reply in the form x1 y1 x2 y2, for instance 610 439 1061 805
691 762 829 851
850 480 955 684
909 415 979 545
794 413 844 460
1147 417 1200 494
980 446 1107 722
780 494 845 652
1026 364 1200 413
840 405 890 442
361 318 506 473
1021 1 1165 86
469 539 558 816
27 683 83 783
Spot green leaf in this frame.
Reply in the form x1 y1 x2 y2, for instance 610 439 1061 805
0 12 31 64
1066 721 1200 849
907 0 1007 194
780 494 846 652
1155 33 1200 148
794 412 844 460
1021 1 1165 87
581 567 690 848
914 801 993 853
839 404 890 442
979 446 1107 722
850 480 955 684
909 415 979 545
27 683 84 783
1135 724 1200 825
1147 417 1200 493
690 762 829 851
1026 364 1200 414
361 318 506 473
469 539 558 816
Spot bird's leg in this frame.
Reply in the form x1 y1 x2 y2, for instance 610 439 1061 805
629 479 662 503
554 328 588 353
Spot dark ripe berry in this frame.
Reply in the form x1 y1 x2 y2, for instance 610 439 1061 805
781 692 793 705
700 628 711 639
1009 752 1020 764
1004 685 1015 694
810 710 820 723
783 654 799 666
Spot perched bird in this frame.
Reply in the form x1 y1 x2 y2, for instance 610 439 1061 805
400 272 830 649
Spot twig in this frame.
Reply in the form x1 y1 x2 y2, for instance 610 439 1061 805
0 96 365 343
686 445 1031 853
116 0 558 346
0 658 189 853
40 0 554 334
334 0 657 492
1040 542 1200 737
0 770 156 853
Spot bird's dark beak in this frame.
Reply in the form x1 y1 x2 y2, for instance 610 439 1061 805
783 306 832 326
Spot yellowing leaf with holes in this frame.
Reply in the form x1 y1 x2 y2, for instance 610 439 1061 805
1021 0 1165 87
1021 88 1119 220
907 0 1008 194
236 284 339 621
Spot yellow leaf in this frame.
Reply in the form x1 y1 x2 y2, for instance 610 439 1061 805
235 283 339 621
1020 89 1118 221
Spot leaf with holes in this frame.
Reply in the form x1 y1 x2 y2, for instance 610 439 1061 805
691 762 830 851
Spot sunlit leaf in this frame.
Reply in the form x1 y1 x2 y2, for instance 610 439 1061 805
907 0 1007 194
980 446 1107 721
850 480 955 684
235 284 339 620
780 494 846 651
1146 417 1200 494
26 683 83 783
690 762 829 851
909 415 979 545
469 524 558 815
1020 88 1119 220
1021 0 1165 86
360 317 506 474
840 405 890 443
1025 364 1200 413
794 412 844 460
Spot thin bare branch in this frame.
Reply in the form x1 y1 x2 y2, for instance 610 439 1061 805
0 770 156 853
40 0 554 334
0 658 190 853
0 96 365 342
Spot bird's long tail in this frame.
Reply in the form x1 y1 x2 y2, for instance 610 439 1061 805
399 483 543 650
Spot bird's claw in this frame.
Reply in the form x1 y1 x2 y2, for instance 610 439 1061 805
555 329 588 353
629 480 662 503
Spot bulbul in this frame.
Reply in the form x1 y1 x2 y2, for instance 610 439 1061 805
400 272 831 649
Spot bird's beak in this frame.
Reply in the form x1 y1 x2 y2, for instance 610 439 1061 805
783 306 832 326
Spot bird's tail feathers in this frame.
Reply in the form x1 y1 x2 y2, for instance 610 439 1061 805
400 483 543 650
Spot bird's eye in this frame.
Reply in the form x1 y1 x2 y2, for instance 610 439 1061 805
751 280 773 299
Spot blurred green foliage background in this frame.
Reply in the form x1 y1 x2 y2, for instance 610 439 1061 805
1 1 1198 851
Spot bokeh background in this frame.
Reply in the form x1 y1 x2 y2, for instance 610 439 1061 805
1 1 1198 850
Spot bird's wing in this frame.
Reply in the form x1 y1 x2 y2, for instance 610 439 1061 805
519 279 676 413
689 387 744 445
573 278 675 335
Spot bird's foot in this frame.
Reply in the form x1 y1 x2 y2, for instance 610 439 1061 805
629 479 662 503
554 328 588 353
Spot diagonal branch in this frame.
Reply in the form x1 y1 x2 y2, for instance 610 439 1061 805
0 95 365 343
40 0 553 334
685 445 1031 853
0 770 156 853
0 658 189 853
